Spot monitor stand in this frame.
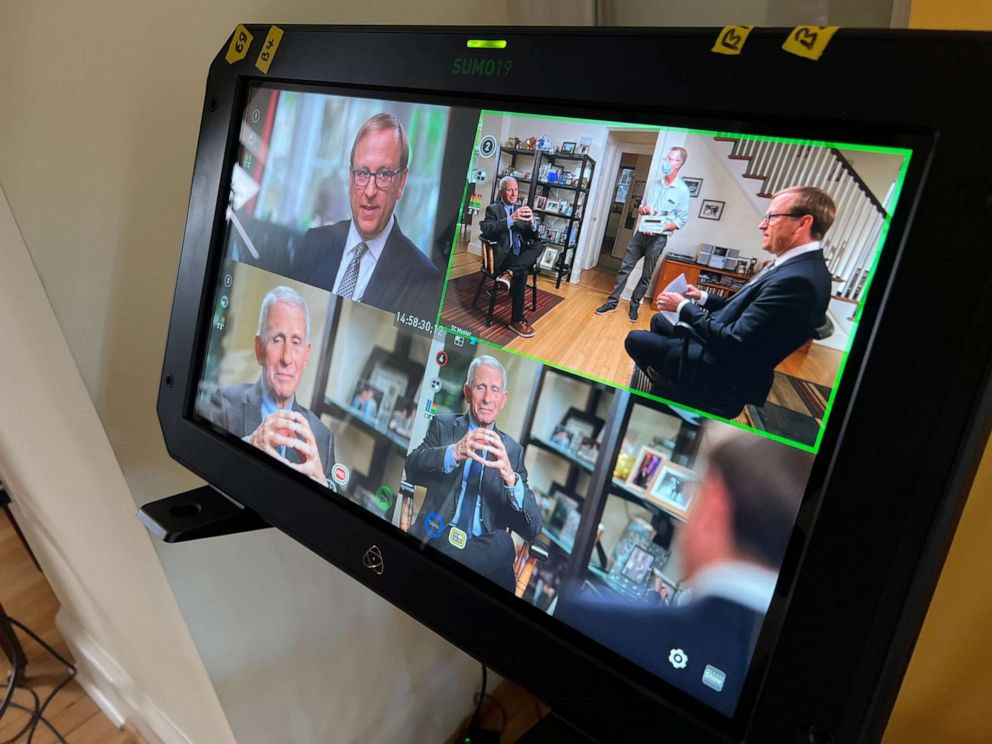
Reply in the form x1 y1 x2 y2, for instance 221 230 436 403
138 485 271 542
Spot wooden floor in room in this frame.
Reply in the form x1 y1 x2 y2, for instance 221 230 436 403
446 243 842 389
0 509 143 744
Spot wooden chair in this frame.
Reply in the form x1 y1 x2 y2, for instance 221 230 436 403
471 239 538 327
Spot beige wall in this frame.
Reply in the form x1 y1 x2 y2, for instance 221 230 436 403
884 9 992 744
0 3 511 743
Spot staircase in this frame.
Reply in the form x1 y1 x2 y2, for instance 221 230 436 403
715 137 888 303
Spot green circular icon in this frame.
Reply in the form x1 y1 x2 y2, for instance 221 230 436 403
375 486 394 511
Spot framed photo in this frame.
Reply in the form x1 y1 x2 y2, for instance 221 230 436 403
545 199 560 213
560 407 604 442
625 445 666 493
560 202 572 216
699 199 725 221
578 136 592 155
539 245 561 271
683 177 703 198
548 482 580 532
575 435 600 465
538 163 551 180
350 379 384 420
560 141 576 154
647 463 700 519
549 423 573 451
535 195 547 210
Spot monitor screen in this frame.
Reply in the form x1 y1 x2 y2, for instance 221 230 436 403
190 79 912 721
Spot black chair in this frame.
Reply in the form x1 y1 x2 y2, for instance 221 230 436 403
471 239 538 327
639 314 835 419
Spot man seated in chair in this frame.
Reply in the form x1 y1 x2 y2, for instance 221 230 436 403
479 176 543 338
624 185 835 417
405 355 543 591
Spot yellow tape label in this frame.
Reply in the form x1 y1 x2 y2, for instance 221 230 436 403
712 26 753 56
255 26 284 74
782 26 839 61
225 25 253 64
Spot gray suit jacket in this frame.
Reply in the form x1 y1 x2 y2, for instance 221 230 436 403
206 380 335 483
405 413 542 540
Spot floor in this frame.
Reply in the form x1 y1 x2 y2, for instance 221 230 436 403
446 242 842 392
0 508 142 744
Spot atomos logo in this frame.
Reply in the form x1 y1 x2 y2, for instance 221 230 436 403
362 545 384 575
451 58 513 78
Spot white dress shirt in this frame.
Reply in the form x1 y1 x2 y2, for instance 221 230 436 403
332 215 394 301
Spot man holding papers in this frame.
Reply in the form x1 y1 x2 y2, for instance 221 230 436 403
595 147 690 323
624 186 835 417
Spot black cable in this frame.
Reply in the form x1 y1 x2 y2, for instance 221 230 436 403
0 616 75 744
462 662 488 741
478 692 508 734
0 680 39 744
0 608 22 721
6 617 76 744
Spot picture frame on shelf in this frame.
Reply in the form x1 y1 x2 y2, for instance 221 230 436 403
545 199 560 213
578 136 592 154
575 435 599 465
560 202 572 217
699 199 725 220
560 141 576 154
549 424 573 451
625 445 666 494
548 482 580 532
535 195 547 210
539 245 561 271
560 407 604 442
683 177 703 198
647 462 700 520
350 379 385 420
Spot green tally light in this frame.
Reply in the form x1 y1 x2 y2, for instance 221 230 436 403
467 39 507 49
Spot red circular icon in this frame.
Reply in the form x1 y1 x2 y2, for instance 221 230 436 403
435 351 448 367
331 463 350 485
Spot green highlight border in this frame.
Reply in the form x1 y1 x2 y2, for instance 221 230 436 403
438 108 913 454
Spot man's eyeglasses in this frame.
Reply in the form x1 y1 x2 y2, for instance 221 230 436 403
350 167 405 189
759 211 807 226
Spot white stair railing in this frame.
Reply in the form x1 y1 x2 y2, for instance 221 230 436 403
717 137 888 302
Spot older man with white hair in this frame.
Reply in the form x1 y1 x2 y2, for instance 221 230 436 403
405 354 542 590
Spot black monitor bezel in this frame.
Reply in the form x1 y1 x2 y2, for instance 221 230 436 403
158 26 992 743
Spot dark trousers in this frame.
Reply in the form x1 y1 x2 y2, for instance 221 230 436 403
606 232 667 307
499 243 542 322
435 527 517 592
625 312 679 378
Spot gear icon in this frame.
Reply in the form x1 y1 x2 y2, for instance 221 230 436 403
668 648 688 669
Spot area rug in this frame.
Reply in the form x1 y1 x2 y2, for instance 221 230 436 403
439 272 565 346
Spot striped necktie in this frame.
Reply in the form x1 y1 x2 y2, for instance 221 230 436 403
338 242 368 299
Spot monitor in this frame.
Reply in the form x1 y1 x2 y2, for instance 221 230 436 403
153 26 992 743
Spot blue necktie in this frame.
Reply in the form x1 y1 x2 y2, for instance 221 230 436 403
506 205 520 256
454 455 484 534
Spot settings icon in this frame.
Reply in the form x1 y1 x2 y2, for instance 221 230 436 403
668 648 688 670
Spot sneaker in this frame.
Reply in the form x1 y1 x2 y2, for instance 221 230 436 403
508 319 536 338
629 304 640 323
496 271 512 290
594 302 616 315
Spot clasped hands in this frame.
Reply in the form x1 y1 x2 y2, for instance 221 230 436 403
511 205 533 223
654 283 703 312
248 410 326 485
452 428 516 487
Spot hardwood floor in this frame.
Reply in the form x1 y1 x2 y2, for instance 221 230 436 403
444 243 840 390
0 508 143 744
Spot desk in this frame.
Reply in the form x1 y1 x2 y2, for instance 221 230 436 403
653 257 751 300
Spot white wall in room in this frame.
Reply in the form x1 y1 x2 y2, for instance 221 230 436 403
0 3 516 744
668 135 767 264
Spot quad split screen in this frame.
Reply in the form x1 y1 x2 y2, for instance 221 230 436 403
194 83 910 716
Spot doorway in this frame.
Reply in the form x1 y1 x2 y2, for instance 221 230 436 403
595 146 656 273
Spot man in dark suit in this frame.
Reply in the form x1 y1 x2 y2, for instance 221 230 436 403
555 433 811 717
479 176 543 338
625 185 835 415
202 286 335 488
289 113 442 322
405 355 543 591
